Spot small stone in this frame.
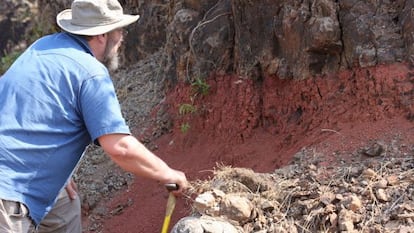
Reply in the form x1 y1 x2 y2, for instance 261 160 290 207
212 189 226 198
339 209 363 224
375 188 388 202
325 204 336 213
362 168 377 179
374 178 388 189
362 142 384 157
329 212 338 225
221 195 253 222
347 195 362 212
384 220 400 232
339 220 354 231
335 194 344 200
308 164 317 170
320 192 335 205
386 175 399 186
194 192 217 214
261 200 275 212
360 180 368 186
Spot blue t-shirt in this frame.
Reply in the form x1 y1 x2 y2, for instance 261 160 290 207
0 32 130 225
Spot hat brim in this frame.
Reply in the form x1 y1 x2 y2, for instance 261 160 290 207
56 9 139 36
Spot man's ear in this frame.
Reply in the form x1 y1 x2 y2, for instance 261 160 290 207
88 34 108 61
95 34 107 44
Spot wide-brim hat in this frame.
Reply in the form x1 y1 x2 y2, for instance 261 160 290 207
56 0 139 36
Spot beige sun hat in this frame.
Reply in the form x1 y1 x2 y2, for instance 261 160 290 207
56 0 139 36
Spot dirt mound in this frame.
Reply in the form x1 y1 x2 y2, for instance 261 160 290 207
184 142 414 232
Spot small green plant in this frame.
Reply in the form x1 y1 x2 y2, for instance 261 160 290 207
0 51 22 75
180 122 190 133
179 103 197 115
177 77 209 134
191 77 210 96
178 104 196 134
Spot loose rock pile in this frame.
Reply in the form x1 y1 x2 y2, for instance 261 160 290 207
173 141 414 233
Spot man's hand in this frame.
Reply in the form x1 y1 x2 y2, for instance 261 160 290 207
164 169 188 195
65 179 78 200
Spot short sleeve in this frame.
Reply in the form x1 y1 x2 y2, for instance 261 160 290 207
79 75 131 142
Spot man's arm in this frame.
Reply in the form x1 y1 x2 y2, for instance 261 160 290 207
98 133 188 193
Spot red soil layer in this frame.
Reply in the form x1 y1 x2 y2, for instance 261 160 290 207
99 63 413 232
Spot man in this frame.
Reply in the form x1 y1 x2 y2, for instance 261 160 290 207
0 0 188 232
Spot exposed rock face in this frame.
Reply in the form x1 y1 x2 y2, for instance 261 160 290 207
0 0 36 56
179 0 413 79
3 0 414 80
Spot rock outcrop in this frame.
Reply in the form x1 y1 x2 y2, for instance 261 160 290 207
3 0 414 80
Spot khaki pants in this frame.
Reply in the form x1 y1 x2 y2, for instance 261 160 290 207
0 189 81 233
0 199 35 233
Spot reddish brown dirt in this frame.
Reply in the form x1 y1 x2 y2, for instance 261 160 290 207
99 63 413 233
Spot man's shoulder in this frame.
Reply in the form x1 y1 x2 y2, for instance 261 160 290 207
33 33 108 78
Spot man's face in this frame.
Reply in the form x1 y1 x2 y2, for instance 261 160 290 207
102 28 125 71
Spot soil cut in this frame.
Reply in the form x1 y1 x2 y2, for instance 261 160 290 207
85 63 413 232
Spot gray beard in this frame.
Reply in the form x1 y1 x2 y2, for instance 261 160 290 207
102 38 120 72
103 54 119 72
